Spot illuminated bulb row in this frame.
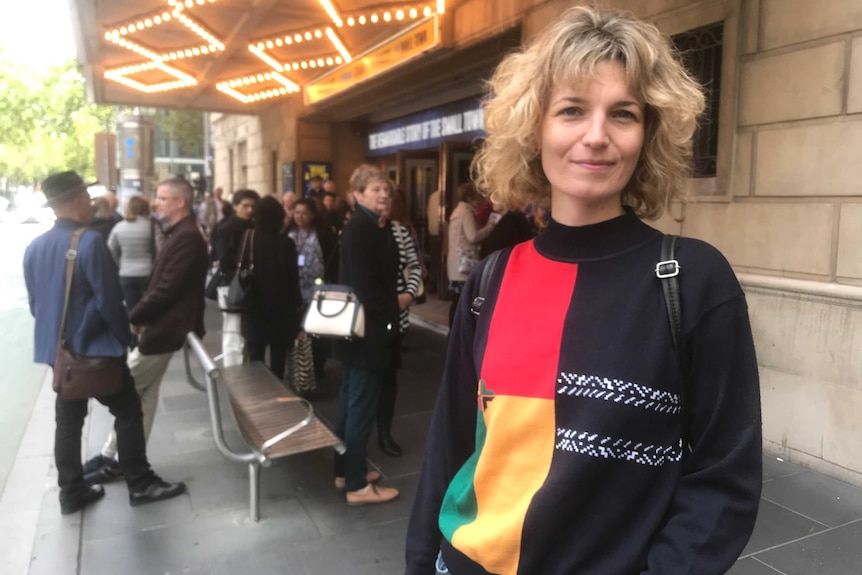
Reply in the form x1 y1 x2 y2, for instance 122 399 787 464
175 12 225 49
104 11 173 37
168 0 217 7
325 28 352 63
107 61 160 76
108 36 161 61
160 43 220 61
251 29 324 51
342 2 442 27
105 71 196 93
225 72 276 88
217 82 299 104
284 55 342 70
318 0 343 27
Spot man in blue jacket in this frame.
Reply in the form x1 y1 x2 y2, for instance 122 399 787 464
24 171 186 515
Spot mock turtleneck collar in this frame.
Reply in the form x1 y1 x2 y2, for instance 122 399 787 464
533 208 660 262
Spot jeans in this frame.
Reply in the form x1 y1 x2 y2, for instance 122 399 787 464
119 276 148 349
333 365 383 492
54 363 153 502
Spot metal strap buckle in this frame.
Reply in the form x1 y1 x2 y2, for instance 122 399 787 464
470 296 485 316
65 249 77 261
655 259 680 279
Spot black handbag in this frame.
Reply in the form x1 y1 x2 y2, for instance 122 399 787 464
205 266 230 301
221 229 255 312
52 228 124 400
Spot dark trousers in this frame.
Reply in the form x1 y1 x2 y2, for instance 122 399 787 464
378 334 403 435
119 276 148 349
54 364 153 502
334 365 383 492
448 282 464 327
248 338 288 380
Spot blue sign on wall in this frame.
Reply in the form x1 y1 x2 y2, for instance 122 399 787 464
367 98 485 157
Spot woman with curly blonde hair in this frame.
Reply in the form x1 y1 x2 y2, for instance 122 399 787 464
407 6 761 575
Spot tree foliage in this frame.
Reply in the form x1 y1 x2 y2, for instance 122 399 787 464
155 109 204 157
0 54 114 186
0 52 205 189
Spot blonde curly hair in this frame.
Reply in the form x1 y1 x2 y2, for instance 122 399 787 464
472 5 706 220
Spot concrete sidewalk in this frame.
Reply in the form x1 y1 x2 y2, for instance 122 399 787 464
2 301 862 574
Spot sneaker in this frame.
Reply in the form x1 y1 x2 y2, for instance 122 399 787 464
83 455 123 485
129 476 187 507
60 484 105 515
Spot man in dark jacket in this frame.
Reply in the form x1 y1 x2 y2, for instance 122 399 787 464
24 171 186 514
332 164 401 506
84 177 208 483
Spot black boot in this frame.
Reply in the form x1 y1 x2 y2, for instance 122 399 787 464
378 429 403 458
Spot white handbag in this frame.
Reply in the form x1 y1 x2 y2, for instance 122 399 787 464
302 284 366 339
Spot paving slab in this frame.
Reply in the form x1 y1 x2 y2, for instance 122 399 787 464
761 470 862 527
753 520 862 575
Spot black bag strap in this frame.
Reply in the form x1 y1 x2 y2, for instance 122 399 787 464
149 218 157 262
58 228 87 343
236 229 254 273
470 250 502 317
656 234 689 448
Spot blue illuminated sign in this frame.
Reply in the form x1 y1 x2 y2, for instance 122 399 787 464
367 98 485 157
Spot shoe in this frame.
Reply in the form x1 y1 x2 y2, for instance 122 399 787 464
60 484 105 515
129 476 187 507
83 455 123 485
346 483 399 506
334 470 381 491
378 431 403 458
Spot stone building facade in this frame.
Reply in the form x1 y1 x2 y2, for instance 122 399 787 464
211 0 862 485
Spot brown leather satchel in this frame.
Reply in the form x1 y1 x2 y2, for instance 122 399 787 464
52 228 124 400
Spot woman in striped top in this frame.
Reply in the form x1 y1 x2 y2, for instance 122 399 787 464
376 189 423 457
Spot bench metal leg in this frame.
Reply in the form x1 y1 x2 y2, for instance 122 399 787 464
249 461 261 522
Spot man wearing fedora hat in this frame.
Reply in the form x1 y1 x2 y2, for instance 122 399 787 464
24 170 186 515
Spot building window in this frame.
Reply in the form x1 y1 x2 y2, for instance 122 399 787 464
672 21 723 179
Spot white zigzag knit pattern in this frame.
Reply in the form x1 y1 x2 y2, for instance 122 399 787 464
555 429 684 466
557 373 681 414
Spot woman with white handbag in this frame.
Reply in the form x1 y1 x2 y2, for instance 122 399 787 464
331 164 402 506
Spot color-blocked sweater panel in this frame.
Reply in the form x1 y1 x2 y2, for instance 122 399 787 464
405 212 762 575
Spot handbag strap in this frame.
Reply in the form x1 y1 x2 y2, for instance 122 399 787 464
57 228 87 343
470 249 501 317
656 234 689 448
236 229 254 270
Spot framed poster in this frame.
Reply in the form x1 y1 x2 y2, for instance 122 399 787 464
282 162 295 195
301 161 332 197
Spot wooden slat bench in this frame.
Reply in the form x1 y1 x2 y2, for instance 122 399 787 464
183 332 345 521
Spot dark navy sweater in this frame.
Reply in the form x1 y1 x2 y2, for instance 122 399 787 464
406 210 762 575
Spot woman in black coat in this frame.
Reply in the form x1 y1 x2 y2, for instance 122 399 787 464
242 196 303 379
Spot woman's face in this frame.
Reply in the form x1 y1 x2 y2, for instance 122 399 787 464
540 61 644 226
293 204 313 229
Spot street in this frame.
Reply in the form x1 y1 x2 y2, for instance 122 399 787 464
0 219 51 496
